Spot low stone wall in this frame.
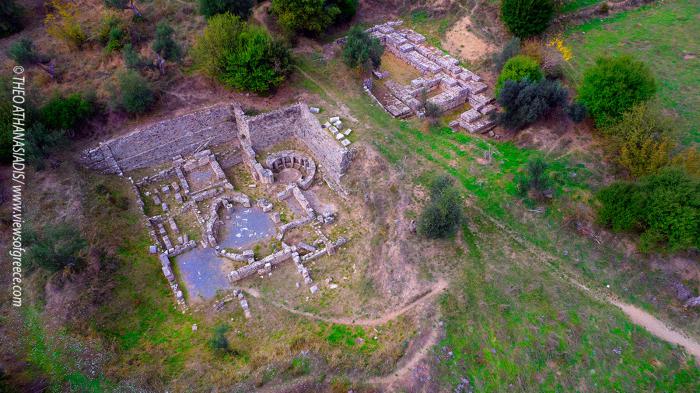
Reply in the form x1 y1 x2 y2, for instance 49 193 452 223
80 104 239 173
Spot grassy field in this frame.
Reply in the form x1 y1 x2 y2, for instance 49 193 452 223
294 44 700 389
565 0 700 145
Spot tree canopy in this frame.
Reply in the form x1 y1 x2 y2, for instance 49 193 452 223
500 0 554 38
578 55 657 127
342 25 384 71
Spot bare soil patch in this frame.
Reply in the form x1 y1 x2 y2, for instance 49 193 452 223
442 15 496 63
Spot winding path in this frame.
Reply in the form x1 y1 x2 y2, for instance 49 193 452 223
243 279 448 326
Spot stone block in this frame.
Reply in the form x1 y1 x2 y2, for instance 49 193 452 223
341 139 351 147
309 107 320 113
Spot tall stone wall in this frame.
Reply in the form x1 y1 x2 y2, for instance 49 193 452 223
80 104 239 173
243 106 299 151
296 103 351 181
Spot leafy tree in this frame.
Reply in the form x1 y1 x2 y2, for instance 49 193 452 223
500 0 554 38
115 70 155 115
516 158 552 199
603 104 674 178
418 175 463 239
25 223 87 272
342 25 384 70
496 79 568 130
327 0 358 23
152 22 182 61
198 0 254 18
193 14 290 93
221 26 291 93
493 37 521 71
496 55 543 96
6 38 39 65
0 0 24 38
40 93 94 131
577 55 656 127
597 168 700 252
271 0 340 35
192 13 247 78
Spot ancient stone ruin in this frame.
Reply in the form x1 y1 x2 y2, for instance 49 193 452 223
80 102 354 313
361 20 496 134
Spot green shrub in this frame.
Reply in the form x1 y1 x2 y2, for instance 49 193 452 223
602 104 674 178
417 175 463 239
577 55 656 127
198 0 254 18
500 0 554 38
25 223 87 272
342 24 384 70
115 70 155 115
496 55 543 96
152 22 182 61
493 37 521 71
192 13 247 78
40 93 94 131
0 0 24 38
209 324 231 353
496 79 568 130
221 26 291 93
271 0 340 35
516 158 552 199
25 123 68 166
7 38 39 65
597 168 700 252
122 44 147 70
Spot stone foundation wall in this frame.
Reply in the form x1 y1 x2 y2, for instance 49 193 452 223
80 104 239 173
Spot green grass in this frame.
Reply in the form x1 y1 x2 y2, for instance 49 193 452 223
295 53 700 391
561 0 606 13
565 1 700 145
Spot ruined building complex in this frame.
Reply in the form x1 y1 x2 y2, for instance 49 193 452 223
364 21 496 134
80 102 354 312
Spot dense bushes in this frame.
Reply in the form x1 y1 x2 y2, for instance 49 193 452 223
115 70 156 114
198 0 254 18
418 176 463 239
45 0 87 50
271 0 356 35
597 168 700 252
496 79 568 130
25 223 87 272
40 93 95 131
500 0 555 38
577 55 656 127
495 55 543 96
0 0 24 38
602 104 674 178
193 13 290 93
342 25 384 71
